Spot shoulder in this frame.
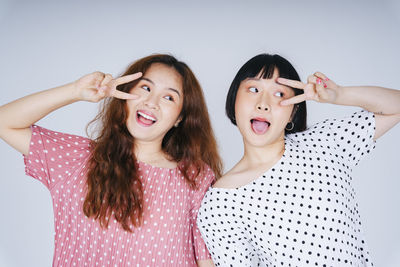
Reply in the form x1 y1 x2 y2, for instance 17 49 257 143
183 162 215 191
212 162 244 188
31 125 91 147
286 110 373 142
200 163 216 183
29 125 93 166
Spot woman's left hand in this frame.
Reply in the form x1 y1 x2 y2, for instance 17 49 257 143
277 72 342 105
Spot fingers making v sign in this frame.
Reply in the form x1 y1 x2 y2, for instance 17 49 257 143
75 71 143 102
277 72 342 106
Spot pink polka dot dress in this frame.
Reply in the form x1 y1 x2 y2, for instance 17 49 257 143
23 125 214 266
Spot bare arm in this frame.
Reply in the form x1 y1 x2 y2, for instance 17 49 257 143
0 72 141 155
0 83 80 155
333 85 400 139
277 72 400 140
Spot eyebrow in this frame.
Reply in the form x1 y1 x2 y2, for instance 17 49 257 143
141 77 181 97
244 78 291 91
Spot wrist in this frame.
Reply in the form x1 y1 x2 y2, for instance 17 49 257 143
333 86 367 109
71 80 84 102
333 85 347 105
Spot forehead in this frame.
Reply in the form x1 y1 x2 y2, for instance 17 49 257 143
144 63 182 81
143 63 183 92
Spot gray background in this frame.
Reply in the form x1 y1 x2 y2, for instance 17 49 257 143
0 0 399 266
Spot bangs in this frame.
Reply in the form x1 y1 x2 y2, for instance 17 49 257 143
239 56 276 81
257 65 276 80
239 54 299 82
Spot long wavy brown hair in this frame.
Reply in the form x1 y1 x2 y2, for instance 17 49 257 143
83 54 222 232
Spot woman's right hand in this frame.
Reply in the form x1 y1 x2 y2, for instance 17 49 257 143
0 71 143 155
74 71 143 102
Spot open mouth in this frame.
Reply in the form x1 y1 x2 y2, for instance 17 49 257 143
136 110 157 127
250 118 271 135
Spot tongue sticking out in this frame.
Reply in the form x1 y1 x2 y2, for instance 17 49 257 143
139 116 153 125
251 120 269 134
137 114 155 126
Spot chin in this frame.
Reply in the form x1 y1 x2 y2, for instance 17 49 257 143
126 125 152 141
243 135 271 148
243 129 284 147
131 133 159 143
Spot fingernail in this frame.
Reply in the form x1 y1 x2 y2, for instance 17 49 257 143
317 78 321 84
325 77 330 81
323 83 327 88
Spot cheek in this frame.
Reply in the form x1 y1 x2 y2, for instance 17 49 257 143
125 100 141 122
276 106 294 122
175 96 184 115
234 101 244 123
234 93 249 117
125 100 135 115
234 104 251 130
171 100 183 115
162 103 182 122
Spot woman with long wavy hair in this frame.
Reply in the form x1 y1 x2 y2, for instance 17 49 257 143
0 54 222 266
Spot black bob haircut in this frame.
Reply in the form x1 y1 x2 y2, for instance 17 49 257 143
225 53 307 134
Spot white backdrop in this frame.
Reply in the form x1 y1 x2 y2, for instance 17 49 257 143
0 0 399 266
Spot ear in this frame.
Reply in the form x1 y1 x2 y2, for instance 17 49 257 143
174 116 182 127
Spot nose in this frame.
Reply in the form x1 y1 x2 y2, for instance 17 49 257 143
257 104 269 111
144 93 159 110
256 94 270 112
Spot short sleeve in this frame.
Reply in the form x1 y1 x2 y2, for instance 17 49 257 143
301 110 376 167
190 165 215 261
23 125 91 190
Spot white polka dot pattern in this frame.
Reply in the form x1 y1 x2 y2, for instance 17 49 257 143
23 125 214 266
197 110 376 266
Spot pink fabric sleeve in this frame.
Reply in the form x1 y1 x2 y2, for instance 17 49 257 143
23 125 91 190
191 165 215 261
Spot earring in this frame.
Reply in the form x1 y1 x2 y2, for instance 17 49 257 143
285 121 294 131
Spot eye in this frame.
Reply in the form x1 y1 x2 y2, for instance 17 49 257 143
274 91 284 97
164 95 174 102
142 85 150 92
249 87 259 93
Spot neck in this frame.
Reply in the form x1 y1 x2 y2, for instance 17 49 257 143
134 139 166 163
241 138 285 168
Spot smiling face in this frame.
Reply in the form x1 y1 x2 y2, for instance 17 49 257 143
234 68 295 148
125 63 184 144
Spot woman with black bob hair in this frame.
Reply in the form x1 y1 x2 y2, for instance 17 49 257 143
197 53 400 266
225 54 307 134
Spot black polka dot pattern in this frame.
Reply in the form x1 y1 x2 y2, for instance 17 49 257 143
197 110 376 266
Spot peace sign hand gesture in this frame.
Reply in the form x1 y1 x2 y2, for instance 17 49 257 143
74 71 143 103
277 72 343 106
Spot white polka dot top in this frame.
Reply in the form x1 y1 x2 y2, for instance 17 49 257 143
24 125 214 266
197 110 376 267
